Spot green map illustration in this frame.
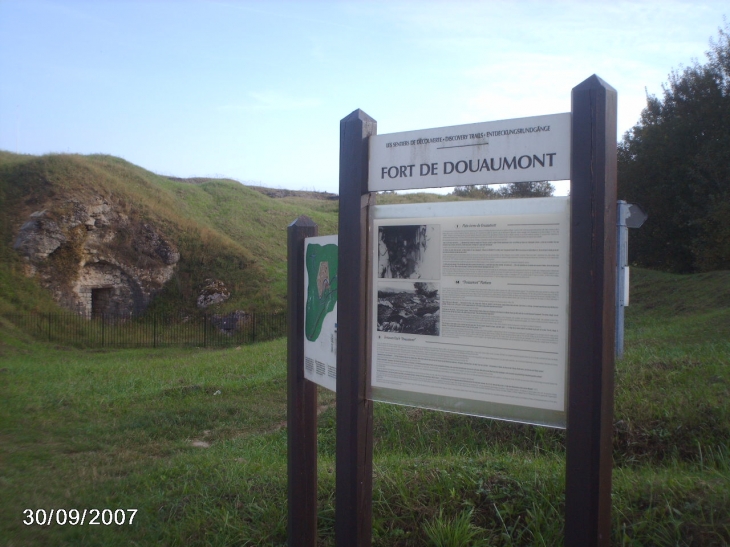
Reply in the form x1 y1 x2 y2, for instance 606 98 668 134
305 243 338 342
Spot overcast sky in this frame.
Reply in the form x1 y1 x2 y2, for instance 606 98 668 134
0 1 727 195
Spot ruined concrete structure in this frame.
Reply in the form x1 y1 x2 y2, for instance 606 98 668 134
74 262 146 315
13 197 179 316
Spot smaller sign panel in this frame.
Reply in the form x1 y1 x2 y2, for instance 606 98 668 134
304 235 338 392
369 113 571 192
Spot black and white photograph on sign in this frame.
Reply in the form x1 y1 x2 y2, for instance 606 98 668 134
377 282 440 336
378 224 441 280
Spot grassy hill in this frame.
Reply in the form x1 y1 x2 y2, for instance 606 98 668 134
0 152 339 315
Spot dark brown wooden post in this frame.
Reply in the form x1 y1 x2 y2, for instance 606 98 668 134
566 75 618 547
336 109 376 547
287 215 319 547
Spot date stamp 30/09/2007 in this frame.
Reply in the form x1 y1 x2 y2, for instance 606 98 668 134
23 509 137 526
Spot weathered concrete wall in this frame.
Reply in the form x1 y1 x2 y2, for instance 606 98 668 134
73 262 146 315
13 197 179 315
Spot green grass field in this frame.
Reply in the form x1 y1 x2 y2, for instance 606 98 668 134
1 267 729 546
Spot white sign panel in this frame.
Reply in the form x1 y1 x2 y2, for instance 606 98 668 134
303 235 338 392
370 198 570 423
369 113 571 192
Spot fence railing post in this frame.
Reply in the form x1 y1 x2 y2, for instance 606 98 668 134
17 310 288 348
203 313 208 348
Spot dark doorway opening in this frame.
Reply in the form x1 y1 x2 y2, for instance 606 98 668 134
91 287 113 316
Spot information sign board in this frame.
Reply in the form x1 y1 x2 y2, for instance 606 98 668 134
369 113 571 192
303 235 338 392
370 197 570 427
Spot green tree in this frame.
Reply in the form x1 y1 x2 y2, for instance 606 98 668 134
618 21 730 272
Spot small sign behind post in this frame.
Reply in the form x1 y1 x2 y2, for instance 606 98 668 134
615 202 647 358
303 235 338 392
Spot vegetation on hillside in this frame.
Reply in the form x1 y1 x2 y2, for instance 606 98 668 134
618 21 730 272
0 152 339 315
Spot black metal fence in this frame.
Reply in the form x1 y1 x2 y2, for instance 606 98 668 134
7 311 286 349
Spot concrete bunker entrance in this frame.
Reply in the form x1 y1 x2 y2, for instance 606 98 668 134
74 262 146 316
91 287 114 316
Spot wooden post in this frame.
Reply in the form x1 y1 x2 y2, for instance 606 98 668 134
336 109 376 547
566 75 618 547
287 215 319 547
